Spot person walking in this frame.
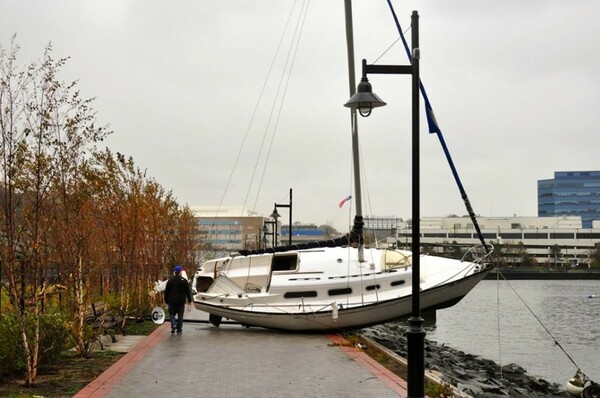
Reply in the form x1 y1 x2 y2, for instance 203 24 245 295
164 265 192 334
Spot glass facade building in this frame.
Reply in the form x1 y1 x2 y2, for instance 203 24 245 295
538 171 600 228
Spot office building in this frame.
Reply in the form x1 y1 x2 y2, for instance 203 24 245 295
538 171 600 228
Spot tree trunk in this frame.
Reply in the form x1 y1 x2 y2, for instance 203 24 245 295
74 255 87 356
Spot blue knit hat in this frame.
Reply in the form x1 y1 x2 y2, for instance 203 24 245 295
174 265 182 273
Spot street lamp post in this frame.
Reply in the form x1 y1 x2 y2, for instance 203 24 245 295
344 11 424 397
269 212 279 247
271 188 293 246
262 221 276 248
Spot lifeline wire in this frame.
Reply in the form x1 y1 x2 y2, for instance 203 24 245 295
496 269 503 378
497 270 588 379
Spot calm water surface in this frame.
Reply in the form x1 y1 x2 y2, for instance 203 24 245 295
426 279 600 386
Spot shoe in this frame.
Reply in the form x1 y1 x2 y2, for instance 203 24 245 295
171 328 175 334
176 330 182 334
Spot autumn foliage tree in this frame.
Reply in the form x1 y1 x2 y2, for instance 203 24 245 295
0 39 200 383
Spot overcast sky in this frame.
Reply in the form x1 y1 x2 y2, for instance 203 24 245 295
2 1 599 231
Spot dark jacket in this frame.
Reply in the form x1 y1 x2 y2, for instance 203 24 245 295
164 274 192 307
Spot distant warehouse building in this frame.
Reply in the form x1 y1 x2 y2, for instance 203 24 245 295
538 171 600 228
191 206 339 251
366 215 600 268
280 223 325 244
191 206 266 252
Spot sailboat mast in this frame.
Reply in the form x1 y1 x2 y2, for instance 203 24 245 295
344 0 365 262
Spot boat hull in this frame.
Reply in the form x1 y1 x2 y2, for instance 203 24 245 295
193 269 490 331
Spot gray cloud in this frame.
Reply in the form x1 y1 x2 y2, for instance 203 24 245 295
2 0 598 231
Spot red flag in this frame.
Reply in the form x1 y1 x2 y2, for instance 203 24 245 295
338 195 352 208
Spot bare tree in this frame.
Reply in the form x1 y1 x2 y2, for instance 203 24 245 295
1 39 201 381
48 80 110 356
0 37 35 383
1 38 110 377
0 39 72 385
88 150 199 318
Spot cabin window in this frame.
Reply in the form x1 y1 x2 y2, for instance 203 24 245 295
577 232 600 239
499 233 522 239
391 280 406 287
449 233 471 238
195 276 214 293
424 233 447 238
284 291 317 299
328 287 352 296
366 284 381 291
550 233 574 239
288 277 321 281
272 254 298 271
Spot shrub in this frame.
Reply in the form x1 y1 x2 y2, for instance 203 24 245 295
38 310 73 369
0 314 25 378
0 309 73 378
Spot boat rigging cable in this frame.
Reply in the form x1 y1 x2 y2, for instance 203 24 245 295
208 0 305 238
250 0 311 212
386 0 491 253
494 270 593 383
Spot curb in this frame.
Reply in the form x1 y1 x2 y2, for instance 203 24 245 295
326 334 408 397
73 324 169 398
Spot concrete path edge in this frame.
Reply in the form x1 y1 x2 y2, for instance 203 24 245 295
73 324 170 398
326 334 408 397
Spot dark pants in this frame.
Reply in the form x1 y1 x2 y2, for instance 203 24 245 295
168 304 185 332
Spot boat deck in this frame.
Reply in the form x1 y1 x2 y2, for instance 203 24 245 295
74 309 408 397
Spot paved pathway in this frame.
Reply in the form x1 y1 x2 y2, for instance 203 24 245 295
75 311 408 398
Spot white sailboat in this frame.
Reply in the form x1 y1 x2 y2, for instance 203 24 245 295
191 3 493 331
191 246 490 331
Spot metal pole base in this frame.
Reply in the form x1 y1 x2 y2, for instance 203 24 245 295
406 315 426 398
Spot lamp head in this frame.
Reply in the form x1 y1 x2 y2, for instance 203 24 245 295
270 208 281 219
344 76 386 117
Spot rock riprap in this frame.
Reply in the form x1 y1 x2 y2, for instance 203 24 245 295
362 324 569 398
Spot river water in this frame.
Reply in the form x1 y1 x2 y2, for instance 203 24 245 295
425 279 600 386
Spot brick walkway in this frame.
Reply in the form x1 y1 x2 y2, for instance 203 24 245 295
74 321 407 397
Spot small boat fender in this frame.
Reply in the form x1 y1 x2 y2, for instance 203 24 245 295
567 377 585 396
567 370 599 397
332 302 339 321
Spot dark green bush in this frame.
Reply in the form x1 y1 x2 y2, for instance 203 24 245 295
38 310 73 369
0 309 73 378
0 314 25 377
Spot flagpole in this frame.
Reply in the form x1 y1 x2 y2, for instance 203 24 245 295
344 0 364 262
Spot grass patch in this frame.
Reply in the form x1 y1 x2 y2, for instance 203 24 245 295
125 319 160 335
0 350 125 398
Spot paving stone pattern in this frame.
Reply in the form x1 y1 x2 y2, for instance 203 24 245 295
105 324 402 398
